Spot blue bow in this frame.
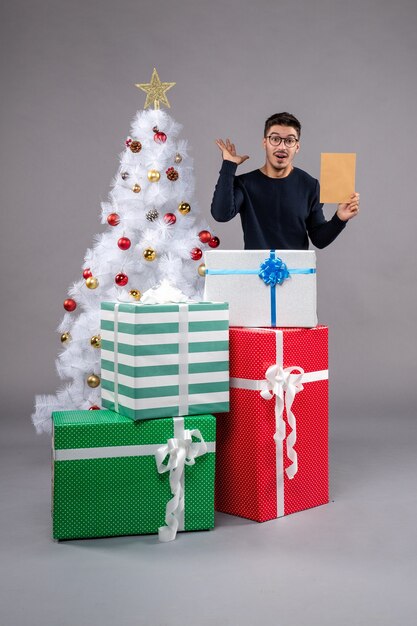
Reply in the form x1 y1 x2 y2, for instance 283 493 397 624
259 255 290 286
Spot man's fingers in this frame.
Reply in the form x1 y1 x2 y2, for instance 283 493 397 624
216 139 230 155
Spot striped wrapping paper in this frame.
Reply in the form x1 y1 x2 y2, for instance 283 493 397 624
100 301 229 421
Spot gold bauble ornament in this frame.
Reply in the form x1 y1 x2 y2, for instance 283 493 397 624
178 201 191 215
129 289 142 300
197 263 206 277
147 169 161 182
60 332 71 343
143 247 156 261
87 374 100 388
85 276 99 289
90 335 101 349
174 153 183 164
133 183 141 193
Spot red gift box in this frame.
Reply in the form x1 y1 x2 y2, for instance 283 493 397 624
215 326 329 522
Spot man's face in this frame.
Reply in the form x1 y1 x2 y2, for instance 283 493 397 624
263 124 300 172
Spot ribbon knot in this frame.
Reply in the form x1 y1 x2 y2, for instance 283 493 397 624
155 428 207 542
260 364 304 479
259 255 290 287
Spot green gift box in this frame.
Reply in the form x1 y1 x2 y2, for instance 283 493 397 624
52 410 216 541
100 301 229 421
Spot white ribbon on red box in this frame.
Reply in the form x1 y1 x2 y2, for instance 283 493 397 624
260 364 304 479
229 330 328 518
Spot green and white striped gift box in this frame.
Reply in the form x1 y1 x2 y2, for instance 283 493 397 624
100 301 229 421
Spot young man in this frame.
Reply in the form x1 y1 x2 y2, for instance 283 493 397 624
211 112 359 249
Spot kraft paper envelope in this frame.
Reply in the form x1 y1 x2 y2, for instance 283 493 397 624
320 153 356 203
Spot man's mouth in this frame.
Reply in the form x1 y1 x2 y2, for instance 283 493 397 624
274 152 287 159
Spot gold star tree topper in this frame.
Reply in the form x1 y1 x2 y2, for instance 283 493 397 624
135 68 176 110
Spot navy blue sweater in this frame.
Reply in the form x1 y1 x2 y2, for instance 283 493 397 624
211 160 347 250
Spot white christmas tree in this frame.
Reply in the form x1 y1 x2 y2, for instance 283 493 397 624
33 69 220 434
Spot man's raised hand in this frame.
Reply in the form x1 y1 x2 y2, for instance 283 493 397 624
337 193 360 222
215 138 249 165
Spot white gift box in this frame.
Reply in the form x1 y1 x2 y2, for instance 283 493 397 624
203 250 317 328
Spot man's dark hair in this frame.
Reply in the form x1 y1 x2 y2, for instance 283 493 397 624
264 112 301 139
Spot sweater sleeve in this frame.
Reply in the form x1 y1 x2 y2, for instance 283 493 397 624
306 180 347 249
210 160 245 222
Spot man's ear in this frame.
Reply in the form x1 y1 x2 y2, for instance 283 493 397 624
262 137 267 149
295 142 300 154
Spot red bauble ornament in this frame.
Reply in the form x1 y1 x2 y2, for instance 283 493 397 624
125 137 132 147
198 230 211 244
63 298 77 312
83 268 92 279
107 213 120 226
153 126 167 144
118 237 131 250
115 272 128 286
208 236 220 248
191 247 203 260
163 213 176 225
89 405 100 410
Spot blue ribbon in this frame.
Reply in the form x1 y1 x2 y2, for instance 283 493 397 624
205 250 316 326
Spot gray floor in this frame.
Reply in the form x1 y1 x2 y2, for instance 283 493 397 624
1 408 416 626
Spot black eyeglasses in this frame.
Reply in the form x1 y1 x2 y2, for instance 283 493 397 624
266 134 299 148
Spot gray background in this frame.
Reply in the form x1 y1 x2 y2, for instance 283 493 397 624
1 0 416 624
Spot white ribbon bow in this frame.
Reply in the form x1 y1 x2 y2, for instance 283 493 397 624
140 279 192 304
155 428 207 542
260 364 304 479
